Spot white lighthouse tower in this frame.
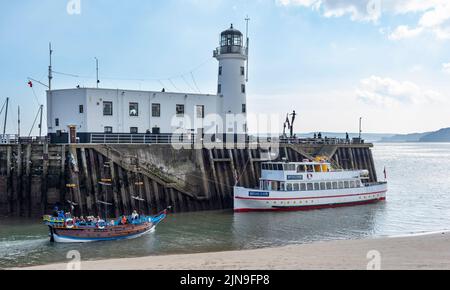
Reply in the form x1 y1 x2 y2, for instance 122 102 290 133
214 24 248 134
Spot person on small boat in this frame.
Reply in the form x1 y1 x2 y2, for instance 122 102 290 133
121 215 128 225
78 216 86 226
52 206 59 217
131 210 139 221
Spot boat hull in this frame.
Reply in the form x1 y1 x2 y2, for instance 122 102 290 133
48 222 155 243
234 183 387 213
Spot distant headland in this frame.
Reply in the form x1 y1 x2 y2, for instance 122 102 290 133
379 127 450 143
297 127 450 143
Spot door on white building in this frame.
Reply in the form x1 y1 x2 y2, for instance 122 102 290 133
68 125 77 144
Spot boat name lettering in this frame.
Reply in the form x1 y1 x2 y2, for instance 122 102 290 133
249 191 270 197
287 175 303 181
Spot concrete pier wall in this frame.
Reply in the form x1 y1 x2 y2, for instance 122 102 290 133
0 143 379 217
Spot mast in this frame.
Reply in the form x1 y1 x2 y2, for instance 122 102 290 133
3 97 9 136
48 43 53 91
359 117 363 140
38 105 43 139
95 57 99 88
17 106 20 137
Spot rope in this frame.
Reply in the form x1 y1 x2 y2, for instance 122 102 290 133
190 72 202 94
30 86 42 106
28 106 41 137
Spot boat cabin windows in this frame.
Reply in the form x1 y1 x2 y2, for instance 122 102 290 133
297 165 306 173
263 163 332 173
261 179 361 191
314 183 320 191
333 182 338 190
284 164 296 171
262 163 285 171
344 181 350 189
265 181 283 191
327 182 332 190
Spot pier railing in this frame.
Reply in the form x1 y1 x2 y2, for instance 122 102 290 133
0 134 18 144
0 135 49 144
278 137 365 145
90 134 195 145
88 133 365 146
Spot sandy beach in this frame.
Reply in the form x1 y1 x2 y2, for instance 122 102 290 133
17 231 450 270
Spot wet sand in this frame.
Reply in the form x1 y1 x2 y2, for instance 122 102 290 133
17 232 450 270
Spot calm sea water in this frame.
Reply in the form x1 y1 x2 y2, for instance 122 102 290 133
1 143 450 268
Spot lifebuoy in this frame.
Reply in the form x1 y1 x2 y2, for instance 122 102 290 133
307 174 313 180
65 218 74 229
97 219 106 230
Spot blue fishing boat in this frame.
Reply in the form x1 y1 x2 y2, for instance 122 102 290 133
43 209 169 243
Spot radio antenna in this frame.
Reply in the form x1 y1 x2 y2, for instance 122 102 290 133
48 43 53 91
245 15 250 83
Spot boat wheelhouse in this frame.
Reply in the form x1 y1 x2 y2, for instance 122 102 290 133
234 159 387 213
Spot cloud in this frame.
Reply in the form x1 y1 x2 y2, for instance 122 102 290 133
276 0 450 40
276 0 381 22
388 25 424 40
356 76 442 107
390 1 450 40
442 63 450 73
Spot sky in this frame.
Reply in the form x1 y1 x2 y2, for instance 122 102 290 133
1 0 450 135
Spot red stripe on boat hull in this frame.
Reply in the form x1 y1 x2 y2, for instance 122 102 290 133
235 191 387 201
234 197 386 213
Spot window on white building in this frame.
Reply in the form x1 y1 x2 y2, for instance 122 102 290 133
218 84 222 94
242 104 246 113
196 105 205 119
55 118 59 127
130 127 138 134
129 103 139 117
241 84 246 94
103 102 113 116
104 127 113 133
176 104 185 117
152 104 161 117
240 66 245 76
79 105 84 114
219 66 222 75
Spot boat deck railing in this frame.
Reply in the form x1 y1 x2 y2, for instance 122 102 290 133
364 181 388 187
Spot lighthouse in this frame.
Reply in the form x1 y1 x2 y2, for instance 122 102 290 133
214 24 248 134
